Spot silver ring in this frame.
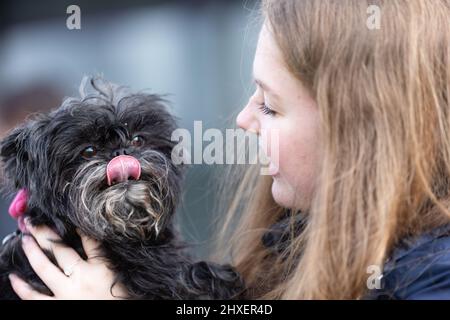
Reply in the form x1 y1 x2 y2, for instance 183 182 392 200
64 258 82 277
2 231 19 245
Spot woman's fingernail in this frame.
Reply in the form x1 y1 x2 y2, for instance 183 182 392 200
8 273 17 282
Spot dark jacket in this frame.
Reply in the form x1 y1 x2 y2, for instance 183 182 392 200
262 212 450 300
366 223 450 300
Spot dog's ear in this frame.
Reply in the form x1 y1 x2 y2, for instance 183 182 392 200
0 125 32 188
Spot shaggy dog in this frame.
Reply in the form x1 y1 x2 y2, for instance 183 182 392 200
0 77 243 299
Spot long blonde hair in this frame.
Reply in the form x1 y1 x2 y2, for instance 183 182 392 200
214 0 450 299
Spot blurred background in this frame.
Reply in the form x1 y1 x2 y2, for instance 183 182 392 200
0 0 261 258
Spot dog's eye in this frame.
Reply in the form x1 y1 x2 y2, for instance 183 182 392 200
131 136 145 148
81 146 97 159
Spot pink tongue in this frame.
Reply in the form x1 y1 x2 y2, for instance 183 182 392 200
106 155 141 186
9 189 28 219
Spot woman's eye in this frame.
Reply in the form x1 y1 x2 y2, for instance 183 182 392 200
258 103 276 116
131 136 145 147
81 146 97 159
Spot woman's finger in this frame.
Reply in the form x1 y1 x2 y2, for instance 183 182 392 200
76 228 102 260
9 273 54 300
21 235 68 292
25 221 84 273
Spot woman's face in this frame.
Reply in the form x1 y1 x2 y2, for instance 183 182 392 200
237 24 322 211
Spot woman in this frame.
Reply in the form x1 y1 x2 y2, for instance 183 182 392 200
9 0 450 299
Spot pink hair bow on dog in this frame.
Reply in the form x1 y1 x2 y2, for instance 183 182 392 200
8 189 29 233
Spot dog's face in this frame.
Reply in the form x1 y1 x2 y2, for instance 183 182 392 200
0 79 183 242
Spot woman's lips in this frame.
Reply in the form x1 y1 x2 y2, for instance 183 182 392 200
259 146 279 176
258 138 279 176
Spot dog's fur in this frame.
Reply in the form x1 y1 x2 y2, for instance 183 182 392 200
0 77 244 299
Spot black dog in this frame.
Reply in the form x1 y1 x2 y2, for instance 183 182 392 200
0 77 244 299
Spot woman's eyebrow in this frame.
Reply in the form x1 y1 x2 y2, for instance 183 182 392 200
253 78 281 100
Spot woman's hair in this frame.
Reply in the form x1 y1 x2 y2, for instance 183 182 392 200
214 0 450 299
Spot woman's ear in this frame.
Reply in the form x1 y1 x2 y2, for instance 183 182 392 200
0 125 31 188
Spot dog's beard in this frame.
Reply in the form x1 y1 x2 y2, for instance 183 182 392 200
66 150 175 241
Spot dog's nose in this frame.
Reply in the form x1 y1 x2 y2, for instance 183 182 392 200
111 147 132 158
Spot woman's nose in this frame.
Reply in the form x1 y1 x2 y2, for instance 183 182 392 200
236 104 259 133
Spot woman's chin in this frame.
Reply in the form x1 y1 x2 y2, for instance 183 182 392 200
271 178 293 208
271 178 308 210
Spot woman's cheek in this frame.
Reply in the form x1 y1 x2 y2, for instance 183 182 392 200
274 126 320 209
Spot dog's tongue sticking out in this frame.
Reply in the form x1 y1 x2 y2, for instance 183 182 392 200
106 155 142 186
8 189 29 233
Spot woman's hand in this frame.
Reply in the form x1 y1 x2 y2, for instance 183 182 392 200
9 220 128 300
